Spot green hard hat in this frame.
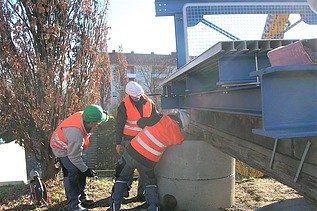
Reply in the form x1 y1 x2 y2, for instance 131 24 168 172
83 104 109 123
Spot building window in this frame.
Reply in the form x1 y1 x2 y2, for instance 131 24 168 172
127 65 135 74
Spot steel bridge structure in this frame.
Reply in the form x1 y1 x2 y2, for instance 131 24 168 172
155 0 317 203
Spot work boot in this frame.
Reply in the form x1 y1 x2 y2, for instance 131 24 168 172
147 205 159 211
144 185 159 211
135 194 146 202
80 198 94 207
109 181 128 211
123 190 129 198
69 204 88 211
109 196 120 211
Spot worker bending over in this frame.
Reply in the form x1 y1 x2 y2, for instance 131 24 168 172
110 110 190 211
50 104 109 211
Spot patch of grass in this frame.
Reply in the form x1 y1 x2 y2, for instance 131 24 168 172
236 160 264 178
0 183 29 203
0 177 117 211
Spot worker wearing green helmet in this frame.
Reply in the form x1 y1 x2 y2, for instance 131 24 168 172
50 104 109 211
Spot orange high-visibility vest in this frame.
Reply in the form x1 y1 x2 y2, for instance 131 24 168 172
123 95 153 137
130 115 184 162
50 112 90 151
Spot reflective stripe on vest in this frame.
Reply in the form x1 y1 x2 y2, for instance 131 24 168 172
50 112 90 150
143 128 166 148
136 136 163 156
123 95 153 137
50 131 68 150
130 115 184 162
124 120 143 132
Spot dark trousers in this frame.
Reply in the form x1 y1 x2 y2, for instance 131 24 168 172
122 139 144 196
110 151 159 211
59 157 87 210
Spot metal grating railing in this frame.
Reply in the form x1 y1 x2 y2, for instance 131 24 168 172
183 2 317 59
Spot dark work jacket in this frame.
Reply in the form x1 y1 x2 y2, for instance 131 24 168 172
116 96 158 145
126 114 163 169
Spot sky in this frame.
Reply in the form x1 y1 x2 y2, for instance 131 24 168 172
106 0 317 56
107 0 176 55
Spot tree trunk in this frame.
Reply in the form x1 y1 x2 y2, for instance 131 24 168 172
41 149 60 180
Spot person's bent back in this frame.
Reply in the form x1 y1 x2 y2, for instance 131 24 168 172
109 111 189 211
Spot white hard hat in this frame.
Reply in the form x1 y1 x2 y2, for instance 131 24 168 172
125 81 144 98
178 110 190 129
308 0 317 14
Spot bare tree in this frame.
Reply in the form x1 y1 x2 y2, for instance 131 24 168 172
0 0 110 178
112 45 128 102
136 56 176 109
100 52 112 109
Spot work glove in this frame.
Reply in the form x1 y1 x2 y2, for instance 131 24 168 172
84 168 97 177
116 144 124 155
137 114 162 128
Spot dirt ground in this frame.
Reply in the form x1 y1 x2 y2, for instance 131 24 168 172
91 177 303 211
226 177 301 210
0 177 303 211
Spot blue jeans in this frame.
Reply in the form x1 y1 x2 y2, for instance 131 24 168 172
59 157 87 210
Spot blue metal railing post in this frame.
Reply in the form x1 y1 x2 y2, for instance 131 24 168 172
174 13 187 68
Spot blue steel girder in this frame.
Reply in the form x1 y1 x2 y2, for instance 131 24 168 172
250 64 317 139
175 87 262 116
160 39 299 116
217 53 270 85
155 0 212 16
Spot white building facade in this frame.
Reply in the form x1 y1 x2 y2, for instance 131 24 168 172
107 51 177 113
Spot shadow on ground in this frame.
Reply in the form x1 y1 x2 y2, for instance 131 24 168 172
90 196 147 210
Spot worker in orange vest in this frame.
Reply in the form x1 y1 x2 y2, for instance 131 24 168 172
116 81 158 201
110 110 190 211
50 104 109 211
